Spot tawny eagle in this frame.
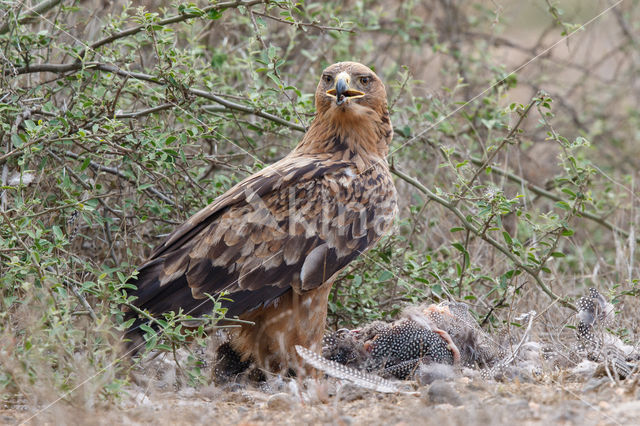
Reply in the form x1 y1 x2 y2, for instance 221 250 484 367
125 61 398 372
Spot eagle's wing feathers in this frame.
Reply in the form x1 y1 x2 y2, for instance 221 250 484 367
131 157 395 319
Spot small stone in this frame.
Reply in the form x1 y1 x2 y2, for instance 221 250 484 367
465 381 487 393
552 408 579 423
506 400 531 419
338 416 354 425
266 392 294 410
337 383 373 402
416 363 456 385
1 415 16 425
582 377 609 393
424 380 462 406
611 401 640 419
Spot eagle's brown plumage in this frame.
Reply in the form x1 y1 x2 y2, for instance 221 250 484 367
125 62 398 372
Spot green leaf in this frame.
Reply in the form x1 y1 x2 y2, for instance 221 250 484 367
140 324 155 337
138 183 154 190
52 225 63 241
80 157 91 171
502 231 513 245
451 243 466 253
122 318 136 328
11 133 25 148
210 52 227 68
207 9 223 20
378 270 393 282
181 7 203 16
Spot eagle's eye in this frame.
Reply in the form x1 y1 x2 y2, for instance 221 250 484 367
359 76 371 85
323 74 333 84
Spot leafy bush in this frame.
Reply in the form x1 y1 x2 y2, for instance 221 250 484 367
1 0 639 406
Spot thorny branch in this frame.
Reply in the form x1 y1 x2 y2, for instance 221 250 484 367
7 62 306 132
464 155 640 244
390 164 577 311
454 99 535 204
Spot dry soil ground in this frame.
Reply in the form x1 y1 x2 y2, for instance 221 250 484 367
3 367 640 425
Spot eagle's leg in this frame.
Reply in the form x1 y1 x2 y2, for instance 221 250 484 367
231 283 333 375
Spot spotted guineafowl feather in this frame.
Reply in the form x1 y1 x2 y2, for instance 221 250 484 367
295 345 401 393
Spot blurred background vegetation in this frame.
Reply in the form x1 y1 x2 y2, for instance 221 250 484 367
1 0 639 407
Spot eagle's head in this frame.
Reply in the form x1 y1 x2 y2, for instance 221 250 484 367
296 61 392 160
315 61 388 118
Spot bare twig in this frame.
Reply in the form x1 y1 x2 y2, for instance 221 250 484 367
501 310 536 365
45 267 98 321
115 103 174 119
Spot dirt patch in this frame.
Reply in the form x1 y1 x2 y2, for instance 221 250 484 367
4 371 640 425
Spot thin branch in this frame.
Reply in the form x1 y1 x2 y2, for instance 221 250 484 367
501 310 536 365
61 150 178 207
24 192 117 218
8 62 307 132
77 0 269 59
0 210 45 281
455 99 535 203
2 107 32 210
464 155 640 244
609 2 638 49
390 164 576 311
0 0 63 34
45 149 123 217
248 9 307 129
251 10 355 33
45 267 97 321
190 88 306 132
115 103 174 119
201 105 233 113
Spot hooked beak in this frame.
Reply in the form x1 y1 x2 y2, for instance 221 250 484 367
326 72 365 105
